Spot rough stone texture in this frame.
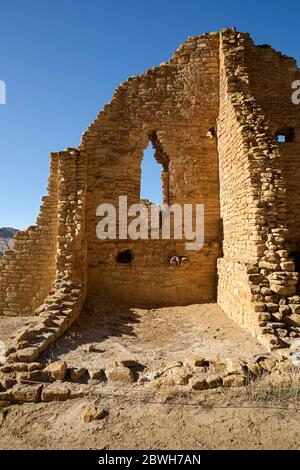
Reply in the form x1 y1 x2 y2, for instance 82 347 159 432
223 374 246 387
217 29 300 350
88 368 106 381
81 404 106 423
106 366 135 385
69 367 87 382
189 377 207 390
45 361 67 381
0 351 297 403
41 383 69 402
11 383 42 403
83 32 221 306
1 28 300 362
0 156 59 316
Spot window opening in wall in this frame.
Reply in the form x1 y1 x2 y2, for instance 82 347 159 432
140 131 170 206
116 250 133 264
140 141 163 204
275 127 295 143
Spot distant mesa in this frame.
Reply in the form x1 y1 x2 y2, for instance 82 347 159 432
0 227 18 258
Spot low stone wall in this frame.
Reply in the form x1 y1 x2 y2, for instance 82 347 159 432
0 352 297 404
0 147 88 363
4 280 83 364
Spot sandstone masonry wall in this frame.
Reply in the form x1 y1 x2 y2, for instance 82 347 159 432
217 29 300 350
0 154 59 316
1 29 300 357
247 44 300 252
80 33 222 306
4 149 88 363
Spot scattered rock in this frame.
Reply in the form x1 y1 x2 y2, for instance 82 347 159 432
189 377 207 390
258 312 271 322
225 358 245 375
185 356 205 367
41 383 69 402
272 312 283 322
165 367 192 385
16 371 29 382
11 383 42 403
45 361 68 380
280 261 295 272
206 375 222 388
106 366 135 385
0 390 12 402
16 347 39 363
276 328 288 338
275 361 293 374
81 343 102 353
288 314 300 326
82 404 106 423
11 363 28 372
279 305 291 315
6 353 19 363
27 362 44 372
70 367 87 382
223 374 246 387
246 362 261 376
269 371 292 387
27 370 52 383
0 375 17 389
270 284 296 297
88 368 106 381
258 357 277 371
116 358 140 368
68 384 89 399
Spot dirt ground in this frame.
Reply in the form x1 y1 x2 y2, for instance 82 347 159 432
0 316 36 343
41 302 266 372
1 302 299 450
0 387 300 450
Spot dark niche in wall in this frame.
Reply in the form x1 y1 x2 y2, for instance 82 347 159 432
116 249 133 264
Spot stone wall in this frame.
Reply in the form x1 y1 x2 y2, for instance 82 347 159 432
1 29 300 354
0 148 88 319
247 43 300 252
0 154 59 316
55 149 87 291
217 29 300 349
81 32 222 306
4 148 88 363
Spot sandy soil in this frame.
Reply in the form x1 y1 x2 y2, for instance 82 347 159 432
41 302 266 372
0 316 36 343
0 387 300 450
1 303 298 450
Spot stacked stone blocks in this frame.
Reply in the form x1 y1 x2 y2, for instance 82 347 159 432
0 29 300 363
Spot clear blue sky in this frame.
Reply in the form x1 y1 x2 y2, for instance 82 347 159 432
1 0 299 229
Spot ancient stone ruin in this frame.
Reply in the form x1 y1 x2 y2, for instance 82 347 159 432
1 28 300 396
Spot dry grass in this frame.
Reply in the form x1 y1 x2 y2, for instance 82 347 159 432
246 370 300 405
